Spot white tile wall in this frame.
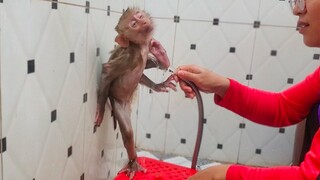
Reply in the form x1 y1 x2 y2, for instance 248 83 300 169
1 0 320 180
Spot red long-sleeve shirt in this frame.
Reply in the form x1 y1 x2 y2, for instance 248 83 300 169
214 67 320 179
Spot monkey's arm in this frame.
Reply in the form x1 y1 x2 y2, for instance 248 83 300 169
147 39 170 70
145 53 160 69
140 74 177 92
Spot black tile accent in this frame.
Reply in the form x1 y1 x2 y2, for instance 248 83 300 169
80 173 84 180
190 44 196 50
287 78 294 84
107 5 110 16
246 74 253 80
146 133 151 139
28 59 35 74
116 132 119 139
1 137 6 153
279 128 285 133
165 113 170 119
239 123 246 129
51 110 57 123
93 126 97 133
101 149 104 157
108 170 111 178
83 93 87 103
96 48 100 56
121 152 123 158
253 21 260 28
313 54 320 60
255 148 262 154
68 146 72 157
0 0 3 3
213 18 219 25
203 118 207 124
271 50 277 56
217 144 223 149
85 1 90 13
180 138 186 144
149 89 153 94
52 0 58 9
174 15 180 23
229 47 236 53
70 52 75 63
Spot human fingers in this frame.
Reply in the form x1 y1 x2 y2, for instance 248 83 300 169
179 80 192 92
178 81 195 99
177 64 202 74
176 69 200 85
185 92 195 99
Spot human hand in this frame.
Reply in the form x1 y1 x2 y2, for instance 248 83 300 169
176 65 229 99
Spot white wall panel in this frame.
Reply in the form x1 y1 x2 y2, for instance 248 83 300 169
259 0 297 27
145 0 179 18
178 0 260 23
0 0 125 179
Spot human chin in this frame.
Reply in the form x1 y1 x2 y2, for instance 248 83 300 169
303 37 320 47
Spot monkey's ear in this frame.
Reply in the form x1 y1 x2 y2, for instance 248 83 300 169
115 34 129 48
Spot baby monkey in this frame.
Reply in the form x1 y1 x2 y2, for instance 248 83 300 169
95 7 176 179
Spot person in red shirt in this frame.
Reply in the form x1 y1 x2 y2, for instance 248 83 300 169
176 0 320 179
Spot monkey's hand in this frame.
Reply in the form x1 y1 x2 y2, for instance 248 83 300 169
149 39 170 70
152 75 177 92
118 159 146 179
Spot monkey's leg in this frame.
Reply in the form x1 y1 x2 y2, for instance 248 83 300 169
112 100 146 179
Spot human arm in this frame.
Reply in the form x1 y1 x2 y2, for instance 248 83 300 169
215 67 320 127
177 65 320 127
226 134 320 180
177 66 320 179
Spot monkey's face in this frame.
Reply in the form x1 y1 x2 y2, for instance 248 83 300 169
124 10 154 45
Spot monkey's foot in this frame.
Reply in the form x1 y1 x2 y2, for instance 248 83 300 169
118 159 147 179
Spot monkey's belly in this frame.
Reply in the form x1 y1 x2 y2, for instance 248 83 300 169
110 76 141 102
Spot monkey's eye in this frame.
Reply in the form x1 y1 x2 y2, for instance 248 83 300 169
130 20 137 28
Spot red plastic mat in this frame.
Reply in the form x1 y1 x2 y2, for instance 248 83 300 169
114 157 197 180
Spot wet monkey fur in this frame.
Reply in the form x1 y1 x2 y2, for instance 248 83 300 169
95 7 176 178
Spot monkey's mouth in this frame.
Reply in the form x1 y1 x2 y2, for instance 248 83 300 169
145 26 154 33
